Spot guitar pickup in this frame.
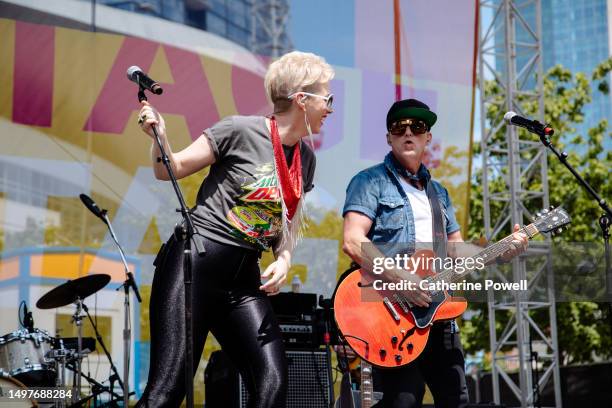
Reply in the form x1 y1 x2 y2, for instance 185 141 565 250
393 294 410 313
383 297 401 321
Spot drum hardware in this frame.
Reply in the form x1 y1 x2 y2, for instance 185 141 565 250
81 302 125 401
53 338 96 355
36 273 129 406
70 297 84 405
63 363 124 408
46 341 80 408
36 274 112 405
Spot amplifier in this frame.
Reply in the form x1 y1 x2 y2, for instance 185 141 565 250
279 323 315 349
270 292 319 349
205 350 331 408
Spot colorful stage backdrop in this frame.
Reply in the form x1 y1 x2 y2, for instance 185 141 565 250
0 0 476 402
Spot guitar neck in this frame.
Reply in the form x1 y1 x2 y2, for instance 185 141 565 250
437 223 540 285
360 361 374 408
477 224 539 265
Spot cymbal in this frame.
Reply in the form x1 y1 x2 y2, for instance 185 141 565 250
36 274 111 309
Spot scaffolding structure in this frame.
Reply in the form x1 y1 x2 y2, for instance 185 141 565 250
477 0 562 406
248 0 292 57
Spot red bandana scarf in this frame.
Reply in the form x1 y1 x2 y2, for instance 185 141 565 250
269 116 302 220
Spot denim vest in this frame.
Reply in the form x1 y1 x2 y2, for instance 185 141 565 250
343 153 461 257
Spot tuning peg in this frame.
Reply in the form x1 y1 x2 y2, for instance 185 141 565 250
543 209 549 214
549 205 555 211
536 212 542 218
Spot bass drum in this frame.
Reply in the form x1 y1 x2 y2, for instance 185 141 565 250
0 376 38 407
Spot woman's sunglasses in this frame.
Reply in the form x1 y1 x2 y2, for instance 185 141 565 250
388 119 429 136
288 92 334 109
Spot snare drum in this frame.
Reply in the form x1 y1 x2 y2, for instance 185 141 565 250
0 329 55 386
0 376 38 407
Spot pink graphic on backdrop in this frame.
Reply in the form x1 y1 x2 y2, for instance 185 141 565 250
85 38 219 140
355 0 476 86
13 21 54 127
231 64 272 116
422 139 442 169
360 70 437 162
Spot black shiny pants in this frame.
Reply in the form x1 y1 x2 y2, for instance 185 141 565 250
136 236 288 408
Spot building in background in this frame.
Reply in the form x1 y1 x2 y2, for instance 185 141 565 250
494 0 611 138
87 0 292 56
541 0 610 136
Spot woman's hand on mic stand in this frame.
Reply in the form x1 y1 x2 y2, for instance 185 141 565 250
138 100 166 139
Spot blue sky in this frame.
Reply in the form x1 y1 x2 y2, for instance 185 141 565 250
288 0 355 67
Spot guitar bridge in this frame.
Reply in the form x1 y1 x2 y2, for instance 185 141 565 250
383 297 400 321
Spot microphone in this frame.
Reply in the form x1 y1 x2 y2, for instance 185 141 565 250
79 193 108 224
23 303 34 332
126 66 163 95
504 111 554 136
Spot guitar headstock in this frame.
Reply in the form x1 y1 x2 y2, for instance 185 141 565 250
533 206 571 235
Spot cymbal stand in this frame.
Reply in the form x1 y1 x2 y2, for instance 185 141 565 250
50 338 69 408
82 303 125 394
65 362 124 408
71 297 84 405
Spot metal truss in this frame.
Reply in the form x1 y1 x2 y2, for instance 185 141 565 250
248 0 292 57
477 0 562 406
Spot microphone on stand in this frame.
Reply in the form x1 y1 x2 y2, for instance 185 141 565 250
23 303 34 332
504 111 554 137
126 66 163 95
79 193 108 224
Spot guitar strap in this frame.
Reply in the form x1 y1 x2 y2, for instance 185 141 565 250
386 167 448 262
426 180 448 263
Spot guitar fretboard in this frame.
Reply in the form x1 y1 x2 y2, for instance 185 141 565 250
428 223 538 286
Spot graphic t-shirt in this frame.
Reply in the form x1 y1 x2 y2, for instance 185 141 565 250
192 115 315 251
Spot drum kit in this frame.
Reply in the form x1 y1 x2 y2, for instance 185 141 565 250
0 273 126 407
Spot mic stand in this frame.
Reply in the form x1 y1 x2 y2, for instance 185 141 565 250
137 86 203 408
98 207 141 408
538 130 612 343
318 296 335 407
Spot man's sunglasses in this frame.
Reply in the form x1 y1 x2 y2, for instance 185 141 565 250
288 92 334 109
388 119 429 136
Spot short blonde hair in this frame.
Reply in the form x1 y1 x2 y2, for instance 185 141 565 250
264 51 335 112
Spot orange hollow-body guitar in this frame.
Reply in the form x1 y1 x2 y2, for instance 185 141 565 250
334 249 466 368
334 207 570 368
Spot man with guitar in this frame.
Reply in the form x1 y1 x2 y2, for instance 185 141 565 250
340 98 529 407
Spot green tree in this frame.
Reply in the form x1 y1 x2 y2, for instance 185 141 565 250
463 58 612 365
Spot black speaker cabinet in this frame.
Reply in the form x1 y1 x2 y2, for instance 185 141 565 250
205 349 331 408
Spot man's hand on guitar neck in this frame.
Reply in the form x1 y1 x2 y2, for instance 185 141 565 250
497 224 529 263
447 224 529 265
